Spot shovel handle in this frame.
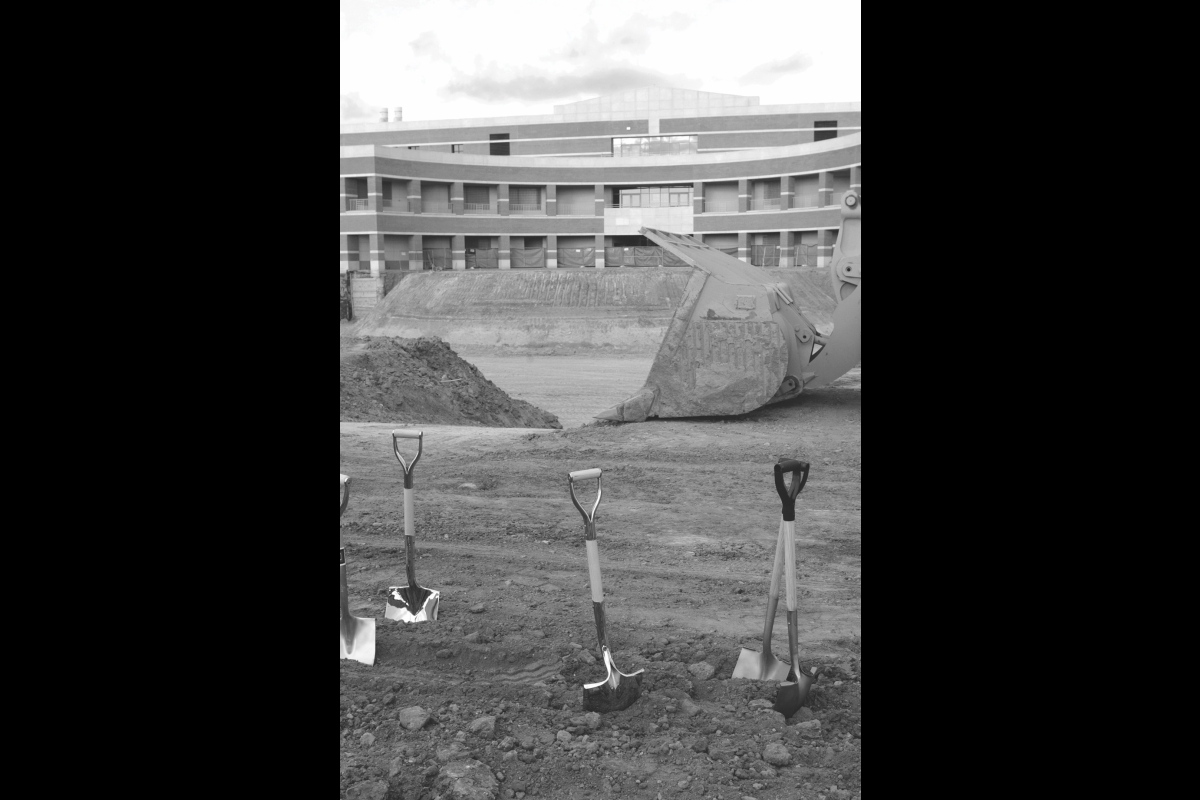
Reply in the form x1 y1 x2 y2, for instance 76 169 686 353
774 460 810 522
569 468 603 525
340 474 351 519
393 430 423 489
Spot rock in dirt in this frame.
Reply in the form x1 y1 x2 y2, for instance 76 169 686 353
708 738 737 761
360 732 376 747
460 483 479 489
344 779 394 800
795 719 822 738
762 741 792 766
340 336 561 428
691 736 709 753
437 649 454 659
688 662 716 681
469 604 486 614
680 697 703 717
793 706 815 723
434 760 499 800
437 742 472 763
397 706 430 731
570 712 602 731
469 716 496 738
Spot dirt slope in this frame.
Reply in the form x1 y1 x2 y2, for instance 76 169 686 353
340 337 562 428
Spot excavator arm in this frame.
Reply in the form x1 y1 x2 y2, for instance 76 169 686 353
594 190 861 422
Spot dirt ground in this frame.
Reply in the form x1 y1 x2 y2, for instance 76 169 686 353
339 347 862 800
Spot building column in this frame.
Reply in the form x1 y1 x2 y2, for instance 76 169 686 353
546 234 557 269
368 231 384 277
498 184 510 216
817 229 836 268
693 181 704 214
340 233 354 273
340 177 354 213
452 181 464 215
595 234 606 268
850 165 861 196
367 175 383 213
594 183 606 216
409 234 423 271
545 184 557 217
452 234 466 270
738 179 749 213
780 176 794 211
737 231 749 263
818 171 833 207
779 230 794 268
409 179 422 214
499 235 510 270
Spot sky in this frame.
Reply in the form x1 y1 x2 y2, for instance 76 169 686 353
340 0 860 125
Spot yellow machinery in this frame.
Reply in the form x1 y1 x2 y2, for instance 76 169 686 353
595 190 860 422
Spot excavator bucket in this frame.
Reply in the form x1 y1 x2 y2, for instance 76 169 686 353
595 190 861 422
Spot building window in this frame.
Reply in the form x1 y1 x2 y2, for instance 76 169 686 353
612 135 698 157
490 134 510 156
408 146 419 150
452 144 463 153
617 186 692 207
814 121 837 142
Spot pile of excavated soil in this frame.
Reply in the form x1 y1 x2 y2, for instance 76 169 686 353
340 337 562 428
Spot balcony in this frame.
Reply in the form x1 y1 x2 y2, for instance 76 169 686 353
749 198 781 211
699 199 738 213
510 204 542 215
382 198 408 213
422 201 452 213
792 196 819 209
464 203 496 215
557 203 595 215
346 198 369 211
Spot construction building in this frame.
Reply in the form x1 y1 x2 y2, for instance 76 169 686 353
339 87 860 275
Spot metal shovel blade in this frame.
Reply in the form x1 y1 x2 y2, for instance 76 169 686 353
384 585 441 623
773 666 816 718
733 639 793 682
583 646 645 713
340 609 376 666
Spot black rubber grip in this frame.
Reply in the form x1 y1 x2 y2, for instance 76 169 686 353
774 459 811 521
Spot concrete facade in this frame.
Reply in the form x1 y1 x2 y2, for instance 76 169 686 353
341 88 860 275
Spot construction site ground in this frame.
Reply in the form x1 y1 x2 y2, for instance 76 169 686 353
340 321 861 800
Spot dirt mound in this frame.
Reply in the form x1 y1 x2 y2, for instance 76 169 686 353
340 337 562 428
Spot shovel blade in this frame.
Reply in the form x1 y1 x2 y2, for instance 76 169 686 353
773 667 816 718
385 585 440 623
582 648 645 713
340 613 376 666
732 648 792 682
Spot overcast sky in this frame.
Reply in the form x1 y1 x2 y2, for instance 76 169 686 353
340 0 860 125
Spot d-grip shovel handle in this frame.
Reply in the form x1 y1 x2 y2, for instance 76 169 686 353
392 430 423 489
774 460 810 522
569 468 603 525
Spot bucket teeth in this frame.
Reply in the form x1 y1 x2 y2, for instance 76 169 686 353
594 389 656 423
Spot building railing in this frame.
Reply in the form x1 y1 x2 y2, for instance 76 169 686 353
749 198 781 211
509 204 542 214
381 199 408 212
792 196 819 209
556 203 595 215
422 201 451 213
346 198 369 211
700 199 739 213
464 203 496 214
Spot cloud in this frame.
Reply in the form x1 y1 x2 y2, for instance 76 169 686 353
740 53 814 84
444 67 694 103
409 30 447 61
341 92 380 124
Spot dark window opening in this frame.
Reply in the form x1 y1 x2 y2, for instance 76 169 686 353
489 134 510 156
452 144 463 153
408 145 419 150
814 121 837 142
